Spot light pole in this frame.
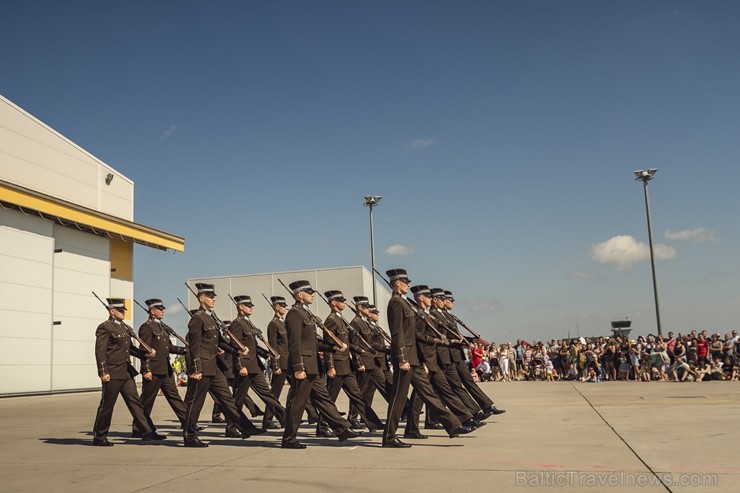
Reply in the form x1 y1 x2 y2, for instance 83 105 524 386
363 195 382 304
634 168 662 336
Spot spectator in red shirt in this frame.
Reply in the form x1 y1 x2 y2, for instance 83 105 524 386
696 334 709 366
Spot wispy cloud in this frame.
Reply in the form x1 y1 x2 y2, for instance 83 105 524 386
159 124 177 140
570 270 599 280
590 235 677 271
167 303 184 315
664 227 717 243
385 244 415 256
465 296 502 313
408 138 436 149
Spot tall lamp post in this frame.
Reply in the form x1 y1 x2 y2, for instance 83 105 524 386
634 169 662 336
363 195 382 304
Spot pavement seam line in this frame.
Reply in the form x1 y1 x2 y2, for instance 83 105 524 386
570 383 673 493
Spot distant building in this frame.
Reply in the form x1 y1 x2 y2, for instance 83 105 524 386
0 95 184 396
188 266 391 330
610 320 633 339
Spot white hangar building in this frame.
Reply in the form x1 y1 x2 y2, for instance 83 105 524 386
0 95 184 396
188 266 391 331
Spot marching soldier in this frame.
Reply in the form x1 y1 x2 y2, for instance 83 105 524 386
281 280 362 449
316 290 383 437
132 298 188 438
264 296 289 429
225 295 287 436
364 304 393 408
382 269 473 448
443 290 505 417
183 283 264 447
92 298 164 446
405 286 482 440
347 296 389 427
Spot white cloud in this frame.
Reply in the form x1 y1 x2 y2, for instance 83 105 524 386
466 296 502 313
159 124 177 140
664 227 717 243
385 244 415 256
590 235 677 270
570 270 599 280
408 138 436 149
167 303 184 315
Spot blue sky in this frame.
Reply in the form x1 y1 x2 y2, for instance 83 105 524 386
2 1 739 342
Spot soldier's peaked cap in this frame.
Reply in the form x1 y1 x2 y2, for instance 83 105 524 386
289 280 315 294
234 295 253 307
270 296 287 306
195 283 216 295
386 268 411 283
107 298 126 310
410 285 431 296
430 288 446 298
324 290 346 302
145 298 165 310
353 296 370 306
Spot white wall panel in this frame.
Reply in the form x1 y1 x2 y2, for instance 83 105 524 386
0 339 52 394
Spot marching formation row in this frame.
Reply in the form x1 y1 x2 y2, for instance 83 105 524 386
91 268 505 449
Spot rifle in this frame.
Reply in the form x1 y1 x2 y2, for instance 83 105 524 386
92 292 155 354
372 269 449 344
276 279 346 349
315 291 375 354
133 299 188 346
228 294 280 359
449 313 482 340
183 283 249 355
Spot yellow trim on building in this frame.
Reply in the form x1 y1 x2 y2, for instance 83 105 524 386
0 180 184 252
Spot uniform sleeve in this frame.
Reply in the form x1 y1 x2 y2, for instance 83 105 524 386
138 322 153 373
187 315 203 374
94 323 109 377
286 309 305 372
267 320 280 369
387 298 407 364
323 316 337 368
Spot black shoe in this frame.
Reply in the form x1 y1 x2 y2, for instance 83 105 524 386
337 429 363 442
184 437 208 448
403 432 428 439
211 416 226 423
350 421 366 430
316 429 334 438
281 441 307 449
130 430 143 439
142 432 167 441
464 419 486 429
339 411 347 416
263 422 281 430
474 410 493 420
489 406 506 415
424 423 444 430
382 437 411 448
307 417 318 425
252 409 265 417
449 425 474 438
248 427 268 436
225 430 242 438
92 438 114 447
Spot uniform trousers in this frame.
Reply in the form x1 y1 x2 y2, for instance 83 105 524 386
133 373 187 434
407 369 474 434
227 372 287 434
455 360 493 410
383 364 462 443
349 366 390 422
184 372 255 440
285 375 319 421
263 369 288 426
93 376 153 440
318 373 383 433
282 374 349 445
444 364 482 415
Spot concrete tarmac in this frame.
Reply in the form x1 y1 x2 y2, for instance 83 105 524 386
0 380 736 493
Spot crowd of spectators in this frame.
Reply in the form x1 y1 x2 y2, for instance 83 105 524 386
469 329 740 383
